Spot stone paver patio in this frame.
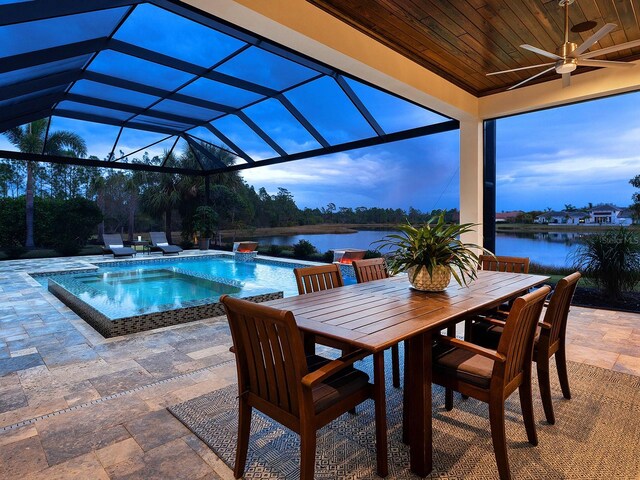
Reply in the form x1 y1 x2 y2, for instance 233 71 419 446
0 253 639 479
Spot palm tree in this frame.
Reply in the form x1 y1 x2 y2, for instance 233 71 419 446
88 172 107 240
124 171 146 242
3 119 87 247
141 151 182 241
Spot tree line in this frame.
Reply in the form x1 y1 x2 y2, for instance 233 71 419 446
0 121 457 253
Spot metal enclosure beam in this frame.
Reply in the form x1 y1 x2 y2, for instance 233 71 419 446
0 0 143 27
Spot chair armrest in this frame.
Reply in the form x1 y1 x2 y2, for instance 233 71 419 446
435 335 506 363
482 317 507 328
301 349 370 388
229 345 236 353
538 321 552 331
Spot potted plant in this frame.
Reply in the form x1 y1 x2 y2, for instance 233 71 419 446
192 206 217 250
374 213 492 291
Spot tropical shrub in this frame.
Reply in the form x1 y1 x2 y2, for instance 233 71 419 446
51 197 103 256
572 228 640 298
293 239 317 259
0 196 101 255
266 244 283 256
192 206 217 239
0 197 25 250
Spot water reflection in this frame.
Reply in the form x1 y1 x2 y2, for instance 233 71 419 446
254 230 593 268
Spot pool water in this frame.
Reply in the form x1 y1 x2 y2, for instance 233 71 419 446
41 255 354 320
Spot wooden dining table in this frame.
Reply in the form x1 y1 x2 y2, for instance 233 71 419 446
263 269 549 477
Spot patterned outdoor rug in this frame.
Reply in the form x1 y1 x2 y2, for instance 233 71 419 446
169 353 640 479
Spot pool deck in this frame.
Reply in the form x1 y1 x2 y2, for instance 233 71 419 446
0 252 639 478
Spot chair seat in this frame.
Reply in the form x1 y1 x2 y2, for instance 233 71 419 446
470 318 541 351
433 345 494 389
307 354 370 413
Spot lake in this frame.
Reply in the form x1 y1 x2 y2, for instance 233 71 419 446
253 230 589 267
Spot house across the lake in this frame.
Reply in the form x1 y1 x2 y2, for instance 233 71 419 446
534 204 634 225
495 211 523 223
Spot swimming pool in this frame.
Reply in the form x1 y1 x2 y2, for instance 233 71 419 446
37 254 355 337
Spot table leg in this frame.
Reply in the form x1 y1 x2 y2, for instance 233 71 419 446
373 351 388 477
406 332 433 476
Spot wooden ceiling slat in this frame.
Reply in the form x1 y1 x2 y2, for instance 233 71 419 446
409 0 525 79
614 0 640 40
419 16 512 84
438 0 520 56
306 0 640 96
316 0 498 90
503 1 562 53
476 4 530 55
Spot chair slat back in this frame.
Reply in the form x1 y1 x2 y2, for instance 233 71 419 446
352 258 389 283
102 233 124 247
496 286 550 385
480 255 530 274
294 264 344 295
543 272 581 345
221 295 307 416
149 231 168 247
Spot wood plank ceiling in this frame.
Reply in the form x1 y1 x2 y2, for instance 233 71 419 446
306 0 640 97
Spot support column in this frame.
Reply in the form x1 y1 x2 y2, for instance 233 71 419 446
483 120 497 253
459 119 484 247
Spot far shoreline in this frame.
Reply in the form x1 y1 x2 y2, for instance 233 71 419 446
220 222 637 239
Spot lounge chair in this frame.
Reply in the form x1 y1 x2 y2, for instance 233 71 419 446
149 231 183 255
102 233 136 257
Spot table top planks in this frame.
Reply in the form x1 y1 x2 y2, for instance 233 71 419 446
264 270 549 352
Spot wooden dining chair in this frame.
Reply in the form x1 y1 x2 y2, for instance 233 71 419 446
467 272 581 424
432 285 551 480
464 255 532 340
293 264 352 354
220 295 385 480
479 254 530 273
294 263 344 294
352 258 402 388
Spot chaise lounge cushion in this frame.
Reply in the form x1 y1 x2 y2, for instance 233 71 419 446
102 234 135 257
149 232 183 255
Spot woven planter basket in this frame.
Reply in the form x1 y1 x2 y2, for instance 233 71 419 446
407 265 452 292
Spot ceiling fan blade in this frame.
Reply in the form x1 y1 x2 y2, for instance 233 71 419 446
572 23 617 57
520 44 563 60
562 73 571 88
579 59 635 68
580 38 640 59
507 66 556 90
487 62 555 76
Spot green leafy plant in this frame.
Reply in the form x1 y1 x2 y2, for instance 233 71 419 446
572 228 640 298
293 239 317 259
192 206 217 239
374 213 491 287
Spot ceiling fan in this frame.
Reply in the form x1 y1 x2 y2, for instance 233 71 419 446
488 0 640 90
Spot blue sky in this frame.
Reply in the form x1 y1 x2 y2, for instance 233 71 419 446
496 91 640 212
2 2 639 214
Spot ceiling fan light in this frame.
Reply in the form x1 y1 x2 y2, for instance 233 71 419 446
555 58 577 74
